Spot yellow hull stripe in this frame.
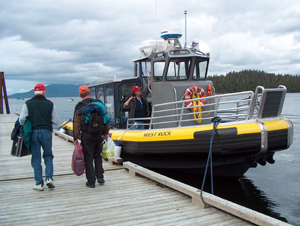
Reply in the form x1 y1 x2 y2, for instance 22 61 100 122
261 120 288 131
63 120 288 142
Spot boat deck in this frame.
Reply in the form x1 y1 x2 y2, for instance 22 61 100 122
0 114 291 225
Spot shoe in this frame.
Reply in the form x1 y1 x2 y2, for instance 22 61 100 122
33 184 44 191
97 178 105 185
46 178 55 188
86 182 95 188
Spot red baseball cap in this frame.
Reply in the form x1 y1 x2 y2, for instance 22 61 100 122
34 84 46 91
132 86 142 92
79 85 89 94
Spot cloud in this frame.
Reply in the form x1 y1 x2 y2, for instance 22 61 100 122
0 0 299 95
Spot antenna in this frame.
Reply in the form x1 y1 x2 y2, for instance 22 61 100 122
184 10 187 48
155 0 158 51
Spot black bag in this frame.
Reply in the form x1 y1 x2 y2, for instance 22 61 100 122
85 112 105 134
11 136 31 157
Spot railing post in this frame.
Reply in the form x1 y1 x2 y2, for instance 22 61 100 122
0 72 10 114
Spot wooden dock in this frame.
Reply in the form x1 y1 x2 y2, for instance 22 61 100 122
0 114 291 226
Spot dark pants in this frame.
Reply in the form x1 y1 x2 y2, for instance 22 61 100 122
81 132 104 184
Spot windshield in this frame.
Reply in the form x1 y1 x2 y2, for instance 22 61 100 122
166 59 191 81
153 61 165 81
135 61 151 77
193 59 208 80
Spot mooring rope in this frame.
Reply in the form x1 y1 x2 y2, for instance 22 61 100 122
200 116 222 204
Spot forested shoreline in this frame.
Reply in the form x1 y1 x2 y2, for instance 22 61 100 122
208 70 300 93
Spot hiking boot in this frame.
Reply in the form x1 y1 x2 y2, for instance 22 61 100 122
46 178 55 189
33 184 44 191
97 178 105 185
86 181 95 188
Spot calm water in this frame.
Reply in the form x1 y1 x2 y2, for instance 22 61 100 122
6 93 300 225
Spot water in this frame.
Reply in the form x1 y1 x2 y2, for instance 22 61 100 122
7 96 81 130
5 93 300 225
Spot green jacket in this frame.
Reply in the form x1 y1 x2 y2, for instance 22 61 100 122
13 118 32 151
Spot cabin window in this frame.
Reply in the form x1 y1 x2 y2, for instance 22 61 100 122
90 87 96 98
96 86 105 103
104 84 114 116
166 59 190 81
121 83 139 97
169 50 190 55
155 52 164 58
193 60 208 80
135 61 151 77
153 61 165 81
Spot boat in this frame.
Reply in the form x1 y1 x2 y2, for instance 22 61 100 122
16 97 24 100
62 28 293 178
67 98 74 101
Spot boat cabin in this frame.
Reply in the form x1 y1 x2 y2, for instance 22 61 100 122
85 29 215 129
85 28 288 131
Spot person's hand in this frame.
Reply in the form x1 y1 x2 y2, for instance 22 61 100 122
74 139 78 145
103 134 109 140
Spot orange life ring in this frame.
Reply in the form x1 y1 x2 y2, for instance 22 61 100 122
184 86 206 108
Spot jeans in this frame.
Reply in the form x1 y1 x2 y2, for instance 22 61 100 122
81 132 104 184
31 129 54 186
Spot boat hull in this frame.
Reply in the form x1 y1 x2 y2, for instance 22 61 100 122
63 118 292 177
110 119 292 177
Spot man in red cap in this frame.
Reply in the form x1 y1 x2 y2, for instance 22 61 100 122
19 84 59 191
123 85 150 129
73 85 110 188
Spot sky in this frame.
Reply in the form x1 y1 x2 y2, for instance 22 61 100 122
1 0 300 95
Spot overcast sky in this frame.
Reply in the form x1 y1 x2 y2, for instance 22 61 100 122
1 0 299 95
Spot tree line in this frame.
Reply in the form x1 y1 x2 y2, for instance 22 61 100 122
208 70 300 93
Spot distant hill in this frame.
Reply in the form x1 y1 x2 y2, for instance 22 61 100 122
209 70 300 93
8 84 79 98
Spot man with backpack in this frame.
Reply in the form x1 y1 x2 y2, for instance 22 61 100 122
73 85 110 188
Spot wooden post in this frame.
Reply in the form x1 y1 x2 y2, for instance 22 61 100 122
0 72 10 114
0 72 2 114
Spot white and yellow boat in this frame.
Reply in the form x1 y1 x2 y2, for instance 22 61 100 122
63 29 293 177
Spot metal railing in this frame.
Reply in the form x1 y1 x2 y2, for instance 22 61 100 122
85 75 116 87
126 90 256 129
125 85 288 129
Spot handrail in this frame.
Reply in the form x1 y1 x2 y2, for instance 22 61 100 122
85 75 117 87
125 86 287 129
127 90 255 129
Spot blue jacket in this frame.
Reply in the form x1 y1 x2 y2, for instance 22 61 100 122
81 102 110 125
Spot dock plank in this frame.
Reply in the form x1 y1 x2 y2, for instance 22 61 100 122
0 114 123 181
0 114 291 226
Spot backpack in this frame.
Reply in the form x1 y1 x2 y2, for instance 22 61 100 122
85 112 105 134
80 101 106 134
